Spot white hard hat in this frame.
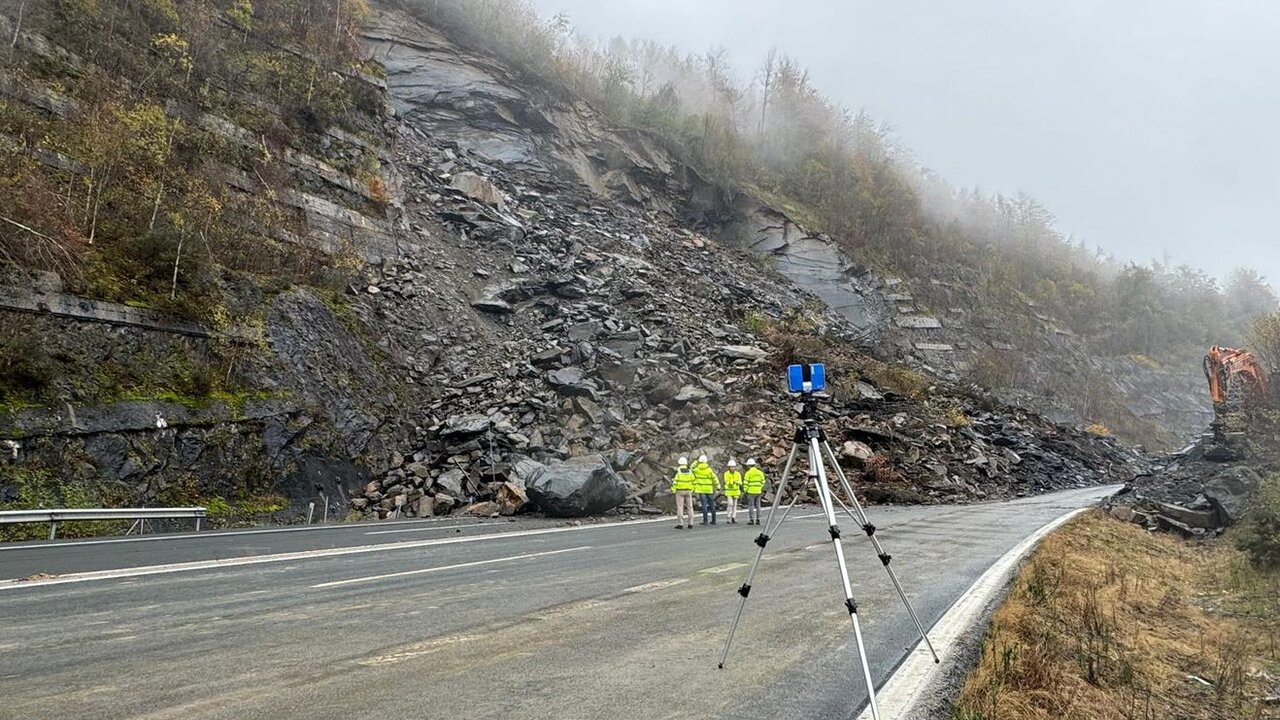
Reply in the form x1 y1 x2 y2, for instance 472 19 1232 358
678 456 689 466
698 455 708 464
727 459 737 467
746 458 757 466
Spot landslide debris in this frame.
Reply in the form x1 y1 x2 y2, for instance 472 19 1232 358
1107 415 1280 536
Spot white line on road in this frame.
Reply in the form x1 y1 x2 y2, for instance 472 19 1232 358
0 514 680 590
699 562 748 575
363 524 480 536
0 516 467 551
622 578 689 594
311 546 591 589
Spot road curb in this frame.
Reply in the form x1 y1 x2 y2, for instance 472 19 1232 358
856 506 1091 720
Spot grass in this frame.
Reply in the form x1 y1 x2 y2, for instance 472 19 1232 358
859 359 931 400
952 510 1280 720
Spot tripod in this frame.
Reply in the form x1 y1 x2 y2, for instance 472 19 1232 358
716 394 939 720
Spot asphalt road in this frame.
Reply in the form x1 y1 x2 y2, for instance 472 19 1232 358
0 486 1117 720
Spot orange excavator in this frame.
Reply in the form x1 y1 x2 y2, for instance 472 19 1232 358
1203 345 1269 412
1203 346 1270 453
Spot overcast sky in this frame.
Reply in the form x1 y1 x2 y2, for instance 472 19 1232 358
529 0 1280 286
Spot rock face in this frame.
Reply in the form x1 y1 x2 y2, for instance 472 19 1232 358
525 456 627 517
0 4 1170 531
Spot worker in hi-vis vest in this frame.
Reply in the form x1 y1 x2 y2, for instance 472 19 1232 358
743 458 767 525
671 457 695 530
691 454 720 525
722 459 742 524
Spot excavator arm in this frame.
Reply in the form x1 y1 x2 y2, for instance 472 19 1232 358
1204 345 1269 410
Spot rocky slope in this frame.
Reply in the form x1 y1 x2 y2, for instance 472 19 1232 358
1107 416 1280 537
0 4 1155 530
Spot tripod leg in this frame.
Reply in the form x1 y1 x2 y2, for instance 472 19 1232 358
809 438 881 720
823 440 940 664
717 443 800 670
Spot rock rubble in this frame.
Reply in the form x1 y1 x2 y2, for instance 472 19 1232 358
338 117 1148 521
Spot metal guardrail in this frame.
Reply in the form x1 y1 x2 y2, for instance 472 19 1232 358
0 507 207 540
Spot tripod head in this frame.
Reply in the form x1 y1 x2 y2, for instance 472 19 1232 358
798 392 821 426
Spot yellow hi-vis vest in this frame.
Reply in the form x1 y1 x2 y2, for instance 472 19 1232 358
692 463 718 494
744 467 766 495
723 470 742 497
671 467 695 492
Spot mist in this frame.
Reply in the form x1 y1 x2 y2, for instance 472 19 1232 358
529 0 1280 287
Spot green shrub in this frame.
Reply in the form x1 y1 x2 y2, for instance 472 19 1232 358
0 468 124 541
0 330 57 405
1235 474 1280 570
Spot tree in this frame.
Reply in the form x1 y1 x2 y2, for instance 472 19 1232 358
1249 311 1280 377
1225 268 1278 322
756 47 778 137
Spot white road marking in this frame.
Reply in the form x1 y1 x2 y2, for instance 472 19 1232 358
0 516 465 551
622 578 689 594
311 546 591 589
0 514 679 590
699 562 748 575
363 523 479 536
855 504 1100 720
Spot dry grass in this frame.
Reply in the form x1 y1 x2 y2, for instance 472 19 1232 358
952 511 1280 720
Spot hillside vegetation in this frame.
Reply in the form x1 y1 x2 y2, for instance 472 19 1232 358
410 0 1277 369
0 0 380 307
952 510 1279 720
0 0 382 408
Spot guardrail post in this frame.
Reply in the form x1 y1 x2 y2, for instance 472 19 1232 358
49 521 57 540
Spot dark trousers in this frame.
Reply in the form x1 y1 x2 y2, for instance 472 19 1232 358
699 493 717 523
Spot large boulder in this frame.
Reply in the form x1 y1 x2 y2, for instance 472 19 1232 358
1204 466 1263 525
450 171 506 210
525 455 627 517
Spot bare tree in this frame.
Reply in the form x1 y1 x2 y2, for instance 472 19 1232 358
757 47 778 137
11 0 26 49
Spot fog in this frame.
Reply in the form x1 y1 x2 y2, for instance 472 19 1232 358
530 0 1280 286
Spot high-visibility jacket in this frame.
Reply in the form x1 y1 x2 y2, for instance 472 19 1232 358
671 467 695 492
744 467 766 495
723 470 742 497
692 462 719 494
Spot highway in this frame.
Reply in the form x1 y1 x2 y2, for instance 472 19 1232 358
0 486 1117 720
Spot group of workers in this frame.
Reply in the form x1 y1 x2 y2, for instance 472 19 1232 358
670 455 768 529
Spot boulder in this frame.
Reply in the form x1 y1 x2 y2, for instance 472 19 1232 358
450 171 506 210
442 415 491 439
496 482 528 515
572 396 604 424
431 492 458 515
1203 466 1262 525
649 487 677 514
436 468 467 498
508 456 546 488
525 455 628 517
644 376 682 405
546 367 599 398
472 298 514 314
718 345 769 361
597 361 639 387
674 385 711 403
841 441 875 464
464 501 501 517
1155 501 1218 530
